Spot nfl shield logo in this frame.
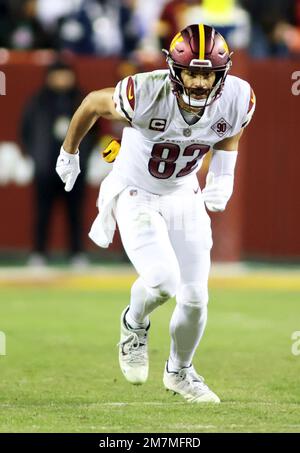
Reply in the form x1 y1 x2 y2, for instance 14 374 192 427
183 128 191 137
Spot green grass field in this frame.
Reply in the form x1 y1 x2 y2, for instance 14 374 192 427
0 267 299 433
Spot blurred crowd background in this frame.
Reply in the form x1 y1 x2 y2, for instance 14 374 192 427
0 0 299 267
1 0 300 58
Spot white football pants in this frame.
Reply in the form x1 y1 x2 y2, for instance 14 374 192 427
115 183 213 371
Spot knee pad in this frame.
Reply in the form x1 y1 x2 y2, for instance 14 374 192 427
177 283 209 309
143 264 180 301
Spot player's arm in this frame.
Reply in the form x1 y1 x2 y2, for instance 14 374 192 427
56 88 124 191
63 88 123 154
202 130 243 212
214 128 243 151
202 85 256 211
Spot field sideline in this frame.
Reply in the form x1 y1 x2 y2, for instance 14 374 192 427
0 264 299 433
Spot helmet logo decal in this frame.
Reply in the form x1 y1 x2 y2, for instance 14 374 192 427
221 37 229 54
170 32 183 52
198 24 205 59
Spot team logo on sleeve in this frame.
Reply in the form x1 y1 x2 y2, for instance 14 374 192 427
149 118 167 131
126 77 135 110
211 117 232 137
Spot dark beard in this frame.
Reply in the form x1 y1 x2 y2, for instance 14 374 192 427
188 88 209 98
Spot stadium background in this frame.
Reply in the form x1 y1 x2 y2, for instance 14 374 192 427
0 0 300 262
1 54 300 261
0 0 299 434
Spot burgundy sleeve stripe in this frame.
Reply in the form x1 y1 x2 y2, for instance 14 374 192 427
247 87 256 113
126 76 135 110
119 80 132 122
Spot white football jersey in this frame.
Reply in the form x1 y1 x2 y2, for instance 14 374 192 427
112 69 255 195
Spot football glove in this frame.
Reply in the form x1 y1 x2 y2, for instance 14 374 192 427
56 147 80 192
102 139 121 163
202 172 234 212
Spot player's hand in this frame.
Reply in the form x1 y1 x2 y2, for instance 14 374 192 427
102 139 121 163
56 147 81 192
202 172 234 212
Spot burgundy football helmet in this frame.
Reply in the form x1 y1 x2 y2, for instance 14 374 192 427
163 24 232 109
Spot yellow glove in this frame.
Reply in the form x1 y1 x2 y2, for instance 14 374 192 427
102 139 121 163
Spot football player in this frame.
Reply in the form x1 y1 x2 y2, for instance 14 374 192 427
56 24 255 403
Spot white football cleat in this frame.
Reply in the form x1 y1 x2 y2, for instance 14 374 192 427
118 306 150 384
163 361 220 403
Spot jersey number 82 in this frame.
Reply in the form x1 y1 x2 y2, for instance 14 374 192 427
148 143 210 179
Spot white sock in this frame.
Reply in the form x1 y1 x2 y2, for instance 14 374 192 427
127 277 169 329
125 309 149 330
167 357 187 373
169 303 208 370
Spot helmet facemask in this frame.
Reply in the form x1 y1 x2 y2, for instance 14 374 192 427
164 49 232 114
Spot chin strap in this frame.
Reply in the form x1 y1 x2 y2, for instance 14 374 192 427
179 79 222 118
178 91 211 118
177 96 202 116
